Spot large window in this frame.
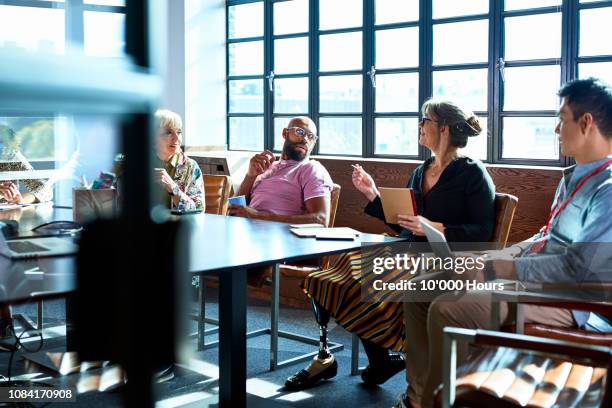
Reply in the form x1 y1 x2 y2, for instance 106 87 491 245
0 0 126 204
226 0 612 166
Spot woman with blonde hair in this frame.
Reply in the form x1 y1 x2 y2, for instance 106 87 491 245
153 109 204 211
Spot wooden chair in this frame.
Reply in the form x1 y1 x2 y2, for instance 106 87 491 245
350 191 519 374
439 326 611 408
491 192 519 249
203 174 231 215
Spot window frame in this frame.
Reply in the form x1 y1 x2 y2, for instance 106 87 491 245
225 0 612 167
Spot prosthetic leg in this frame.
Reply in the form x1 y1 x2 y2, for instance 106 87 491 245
284 299 337 390
312 299 332 359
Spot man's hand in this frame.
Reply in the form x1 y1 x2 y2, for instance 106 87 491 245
398 215 444 236
0 182 24 204
247 150 276 177
154 168 177 193
228 204 262 219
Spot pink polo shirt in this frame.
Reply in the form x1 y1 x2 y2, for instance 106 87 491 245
249 159 333 216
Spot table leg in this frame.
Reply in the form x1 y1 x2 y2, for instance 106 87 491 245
219 268 247 408
65 295 76 351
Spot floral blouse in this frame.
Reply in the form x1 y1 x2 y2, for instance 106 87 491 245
0 151 53 203
162 151 205 210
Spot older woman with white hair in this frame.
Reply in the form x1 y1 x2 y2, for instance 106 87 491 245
153 109 205 211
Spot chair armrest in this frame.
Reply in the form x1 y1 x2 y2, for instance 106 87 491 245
441 327 612 408
492 290 612 315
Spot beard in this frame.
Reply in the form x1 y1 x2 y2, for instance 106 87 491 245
283 139 309 161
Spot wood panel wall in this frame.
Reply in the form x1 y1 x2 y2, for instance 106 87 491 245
316 157 562 243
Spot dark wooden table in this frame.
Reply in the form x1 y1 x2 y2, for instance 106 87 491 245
187 214 403 408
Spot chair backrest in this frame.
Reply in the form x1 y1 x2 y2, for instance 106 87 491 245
203 174 231 215
491 192 518 249
328 183 341 227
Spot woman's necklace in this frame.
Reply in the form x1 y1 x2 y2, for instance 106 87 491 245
428 155 458 178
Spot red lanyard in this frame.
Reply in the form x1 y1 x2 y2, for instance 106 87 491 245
540 159 612 238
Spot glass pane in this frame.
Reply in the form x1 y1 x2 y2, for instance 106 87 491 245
274 117 293 151
229 79 263 113
229 117 264 151
0 6 64 54
320 0 362 30
274 0 308 35
1 115 121 209
580 0 608 2
84 12 125 57
580 8 612 57
579 62 612 86
461 117 488 161
0 117 56 161
320 75 362 113
274 77 309 113
433 20 488 65
502 117 559 160
228 41 263 76
505 0 560 10
433 69 488 112
504 66 560 111
505 13 561 60
320 32 363 72
228 2 263 39
376 73 419 113
375 117 419 156
84 0 126 5
376 0 419 24
275 37 309 74
433 0 488 18
319 117 362 155
376 27 419 68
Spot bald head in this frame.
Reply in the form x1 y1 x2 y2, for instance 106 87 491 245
288 116 317 137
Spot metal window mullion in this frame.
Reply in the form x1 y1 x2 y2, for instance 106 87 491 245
374 21 419 30
0 0 65 8
418 0 432 161
502 59 563 67
578 0 612 10
227 0 262 6
66 0 84 49
486 0 499 164
561 0 577 166
225 1 231 150
364 0 374 157
492 0 503 164
431 62 489 71
432 13 489 25
82 4 125 13
264 0 274 151
502 6 563 18
577 55 612 63
310 0 320 155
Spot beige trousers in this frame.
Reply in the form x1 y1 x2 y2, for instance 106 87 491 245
403 290 574 408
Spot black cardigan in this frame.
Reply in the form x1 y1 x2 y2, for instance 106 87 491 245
364 157 496 243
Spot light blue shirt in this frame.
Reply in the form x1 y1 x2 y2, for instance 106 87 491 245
515 155 612 330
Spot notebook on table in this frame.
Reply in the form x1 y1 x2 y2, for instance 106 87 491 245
289 227 361 240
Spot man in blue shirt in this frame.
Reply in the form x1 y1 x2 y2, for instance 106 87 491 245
396 78 612 408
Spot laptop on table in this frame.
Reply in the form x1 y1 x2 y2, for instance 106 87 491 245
0 233 78 259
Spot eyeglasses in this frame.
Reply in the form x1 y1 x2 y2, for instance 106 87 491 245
287 126 318 142
160 128 182 137
419 117 437 126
